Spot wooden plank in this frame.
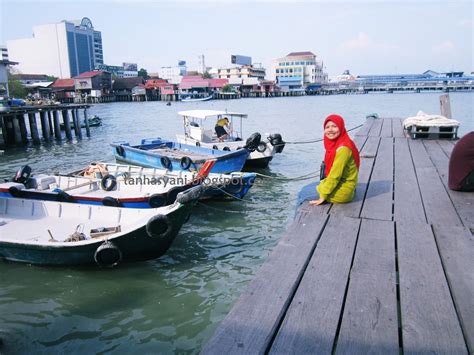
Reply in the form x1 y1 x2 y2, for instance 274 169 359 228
368 118 383 137
408 140 463 228
393 138 426 224
423 140 474 230
331 136 380 218
355 118 374 136
397 222 467 354
336 219 399 354
380 118 393 137
361 137 394 221
270 216 361 354
432 225 474 354
202 207 329 354
440 93 452 119
437 139 455 157
392 118 405 138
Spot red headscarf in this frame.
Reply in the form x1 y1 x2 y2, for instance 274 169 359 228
323 114 360 176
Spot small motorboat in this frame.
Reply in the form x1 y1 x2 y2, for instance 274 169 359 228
111 138 250 174
0 186 202 267
70 162 257 201
180 93 213 102
176 110 285 168
0 161 215 208
60 115 102 130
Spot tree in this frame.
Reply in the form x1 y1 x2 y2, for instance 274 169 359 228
222 84 234 93
7 69 27 98
138 68 149 79
202 71 212 79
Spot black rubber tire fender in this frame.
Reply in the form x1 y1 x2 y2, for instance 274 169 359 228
94 241 122 268
160 156 172 170
180 156 193 170
102 196 123 207
115 145 125 157
223 146 231 151
148 193 167 208
146 214 173 239
256 142 267 153
101 175 117 191
57 190 76 203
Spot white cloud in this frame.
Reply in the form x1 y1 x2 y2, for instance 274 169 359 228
458 19 472 28
433 41 455 54
340 32 372 50
339 32 399 52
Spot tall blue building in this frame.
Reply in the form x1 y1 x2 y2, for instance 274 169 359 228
7 17 104 78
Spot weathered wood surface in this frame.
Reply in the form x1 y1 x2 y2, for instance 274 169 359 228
423 140 474 230
360 137 393 221
270 216 361 354
203 118 472 354
397 222 467 354
202 206 329 354
393 138 426 223
336 219 399 355
432 225 474 353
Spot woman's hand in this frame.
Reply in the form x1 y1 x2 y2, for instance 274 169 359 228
309 197 325 206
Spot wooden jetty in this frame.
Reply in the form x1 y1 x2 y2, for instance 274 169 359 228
203 117 473 354
0 104 91 147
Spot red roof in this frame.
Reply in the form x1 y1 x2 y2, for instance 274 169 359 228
287 51 315 57
50 79 75 88
73 70 104 79
209 78 228 88
145 79 169 89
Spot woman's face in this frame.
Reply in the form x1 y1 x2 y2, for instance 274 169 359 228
324 121 341 140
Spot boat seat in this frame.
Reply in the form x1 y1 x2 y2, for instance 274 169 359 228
201 129 214 143
31 175 57 191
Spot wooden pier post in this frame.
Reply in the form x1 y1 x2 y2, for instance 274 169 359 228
52 110 62 140
62 110 73 140
12 115 22 144
47 110 54 136
18 114 28 144
39 110 51 141
72 109 82 138
1 117 8 145
440 94 452 119
3 116 15 145
83 108 90 137
28 113 41 145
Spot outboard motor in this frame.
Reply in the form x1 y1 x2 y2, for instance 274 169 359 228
268 133 285 153
12 165 32 184
244 132 261 152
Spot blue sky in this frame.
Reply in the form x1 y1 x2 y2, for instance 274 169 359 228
1 0 472 77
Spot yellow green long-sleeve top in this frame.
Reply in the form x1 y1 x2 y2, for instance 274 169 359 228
317 146 359 203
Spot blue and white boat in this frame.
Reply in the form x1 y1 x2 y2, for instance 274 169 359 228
111 138 250 174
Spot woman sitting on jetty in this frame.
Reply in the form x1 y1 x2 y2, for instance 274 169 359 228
309 114 360 205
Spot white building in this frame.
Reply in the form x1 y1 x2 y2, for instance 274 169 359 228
272 51 327 89
160 61 187 84
217 65 266 80
7 17 103 78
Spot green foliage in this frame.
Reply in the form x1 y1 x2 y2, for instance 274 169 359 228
202 71 212 79
8 79 27 98
222 84 234 93
138 68 149 79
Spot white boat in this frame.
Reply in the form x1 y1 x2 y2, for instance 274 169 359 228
0 186 202 267
176 110 286 168
180 94 213 102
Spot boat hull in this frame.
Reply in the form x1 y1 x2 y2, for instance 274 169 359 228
112 139 249 174
0 188 200 266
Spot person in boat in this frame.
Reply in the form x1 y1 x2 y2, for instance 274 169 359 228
448 131 474 192
310 114 360 205
215 117 230 142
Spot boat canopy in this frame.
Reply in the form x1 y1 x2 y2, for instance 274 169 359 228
178 110 247 120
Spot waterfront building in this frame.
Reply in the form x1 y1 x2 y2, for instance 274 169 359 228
112 77 145 97
1 46 8 61
217 65 266 81
273 51 328 91
7 17 103 78
0 46 17 97
73 70 111 97
95 63 138 78
50 79 76 100
160 61 187 84
178 76 229 94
